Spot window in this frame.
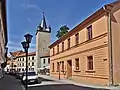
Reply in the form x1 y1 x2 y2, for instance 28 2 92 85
31 68 34 71
87 56 93 70
75 33 79 45
22 68 24 71
32 57 34 60
62 42 64 51
75 58 79 70
22 63 24 66
48 58 50 64
20 58 21 61
68 38 70 49
43 59 45 64
87 25 92 40
28 63 30 66
32 62 34 66
18 59 19 61
20 63 21 66
23 58 24 61
52 63 54 72
62 61 64 71
57 62 59 71
53 48 55 55
29 57 30 60
57 45 59 54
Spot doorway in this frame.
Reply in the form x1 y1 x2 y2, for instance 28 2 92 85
67 60 72 79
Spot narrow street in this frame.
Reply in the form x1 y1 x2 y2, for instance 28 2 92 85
0 75 23 90
28 84 102 90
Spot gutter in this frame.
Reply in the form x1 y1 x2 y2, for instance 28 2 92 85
103 4 114 86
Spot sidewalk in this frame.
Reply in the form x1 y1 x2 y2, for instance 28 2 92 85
38 75 120 90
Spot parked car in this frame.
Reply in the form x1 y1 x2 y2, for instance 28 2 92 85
16 72 23 79
21 71 39 84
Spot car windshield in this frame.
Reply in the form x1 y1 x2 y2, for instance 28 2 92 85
23 72 36 76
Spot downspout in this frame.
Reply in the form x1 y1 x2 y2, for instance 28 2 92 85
103 5 114 86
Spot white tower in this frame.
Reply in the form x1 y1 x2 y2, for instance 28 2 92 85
35 12 51 73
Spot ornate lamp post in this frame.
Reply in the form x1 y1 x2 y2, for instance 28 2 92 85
21 33 33 90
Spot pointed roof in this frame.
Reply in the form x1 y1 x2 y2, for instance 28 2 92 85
40 12 47 30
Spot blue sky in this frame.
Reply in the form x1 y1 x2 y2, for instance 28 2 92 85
7 0 115 52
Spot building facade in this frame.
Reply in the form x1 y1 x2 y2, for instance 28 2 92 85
49 1 120 86
9 50 24 71
16 52 36 72
0 0 8 78
36 13 51 74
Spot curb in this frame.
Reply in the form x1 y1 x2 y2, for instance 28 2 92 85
38 75 120 90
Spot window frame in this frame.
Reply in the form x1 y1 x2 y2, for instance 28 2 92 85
67 38 70 49
87 56 93 70
32 56 34 60
53 48 55 55
57 62 59 71
43 59 46 64
57 45 59 54
61 61 64 71
75 58 79 70
62 42 64 52
75 33 79 45
52 63 54 72
32 62 34 66
87 25 92 40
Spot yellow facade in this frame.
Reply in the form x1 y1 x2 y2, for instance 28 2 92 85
49 1 120 86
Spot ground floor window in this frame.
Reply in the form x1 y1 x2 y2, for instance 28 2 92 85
87 56 93 70
75 58 79 70
52 63 54 72
62 61 64 71
57 62 59 71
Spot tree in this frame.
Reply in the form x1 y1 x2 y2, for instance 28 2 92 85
56 25 69 39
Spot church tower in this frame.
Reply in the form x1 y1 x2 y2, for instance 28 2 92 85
35 12 51 73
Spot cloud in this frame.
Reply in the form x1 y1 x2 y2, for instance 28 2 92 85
8 40 36 52
21 3 42 12
28 18 32 23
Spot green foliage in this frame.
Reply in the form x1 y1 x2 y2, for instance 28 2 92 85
56 25 69 39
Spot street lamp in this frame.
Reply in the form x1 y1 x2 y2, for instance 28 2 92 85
21 33 33 90
5 47 8 58
59 61 62 80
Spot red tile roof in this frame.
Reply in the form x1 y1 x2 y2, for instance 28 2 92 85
10 50 24 57
17 51 36 57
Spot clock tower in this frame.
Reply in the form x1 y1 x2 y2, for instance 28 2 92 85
35 12 51 73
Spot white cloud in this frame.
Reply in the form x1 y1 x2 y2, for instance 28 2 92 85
28 18 32 23
21 3 42 12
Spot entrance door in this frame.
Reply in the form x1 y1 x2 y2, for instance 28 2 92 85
67 60 72 79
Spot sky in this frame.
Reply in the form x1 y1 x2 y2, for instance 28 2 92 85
7 0 116 53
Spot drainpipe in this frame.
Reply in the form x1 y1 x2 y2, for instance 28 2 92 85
103 5 114 86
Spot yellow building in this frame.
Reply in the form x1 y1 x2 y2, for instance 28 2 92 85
49 1 120 86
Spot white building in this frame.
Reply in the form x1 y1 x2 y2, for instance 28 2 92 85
16 52 36 72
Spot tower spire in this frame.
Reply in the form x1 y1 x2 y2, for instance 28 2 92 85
40 12 47 30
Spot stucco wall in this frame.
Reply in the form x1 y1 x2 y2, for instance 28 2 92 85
111 3 120 85
36 31 50 70
50 14 109 85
